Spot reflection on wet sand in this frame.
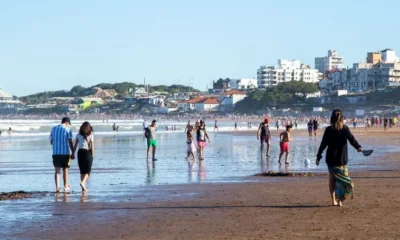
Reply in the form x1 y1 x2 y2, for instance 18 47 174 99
55 192 71 203
146 160 156 185
81 192 88 203
198 161 206 182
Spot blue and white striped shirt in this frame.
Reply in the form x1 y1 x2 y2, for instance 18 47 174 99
50 125 73 155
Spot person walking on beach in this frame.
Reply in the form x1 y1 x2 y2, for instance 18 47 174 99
8 127 12 136
393 116 398 128
384 117 388 132
365 117 370 133
278 125 293 165
186 129 196 161
142 119 147 134
145 120 158 161
352 117 357 129
275 119 281 131
50 117 74 193
72 122 94 192
196 120 210 160
307 119 313 140
184 120 193 133
257 118 271 157
214 120 219 132
316 109 362 207
313 117 319 139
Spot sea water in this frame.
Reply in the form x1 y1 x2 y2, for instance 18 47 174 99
0 119 393 194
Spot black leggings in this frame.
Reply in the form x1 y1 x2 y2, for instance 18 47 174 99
78 149 93 174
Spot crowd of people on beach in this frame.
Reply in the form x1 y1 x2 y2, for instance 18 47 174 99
46 109 364 207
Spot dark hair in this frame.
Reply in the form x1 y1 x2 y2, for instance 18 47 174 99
61 117 71 124
79 121 93 139
331 109 344 130
286 125 292 131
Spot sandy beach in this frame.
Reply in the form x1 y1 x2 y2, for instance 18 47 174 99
2 127 400 239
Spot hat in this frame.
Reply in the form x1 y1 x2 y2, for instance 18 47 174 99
61 117 71 125
264 118 269 123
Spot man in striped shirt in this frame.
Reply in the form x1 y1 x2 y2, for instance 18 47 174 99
50 117 75 193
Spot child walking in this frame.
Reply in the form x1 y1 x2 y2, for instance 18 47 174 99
279 125 293 165
186 130 196 161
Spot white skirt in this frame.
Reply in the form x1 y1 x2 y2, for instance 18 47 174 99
187 142 197 153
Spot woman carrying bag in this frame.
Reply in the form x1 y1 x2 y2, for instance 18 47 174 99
316 109 362 206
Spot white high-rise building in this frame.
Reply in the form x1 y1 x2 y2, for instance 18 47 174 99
230 78 258 90
257 59 322 89
381 48 399 63
315 50 344 74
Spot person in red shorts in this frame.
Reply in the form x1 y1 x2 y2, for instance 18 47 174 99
279 125 293 165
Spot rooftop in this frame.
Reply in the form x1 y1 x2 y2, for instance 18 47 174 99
0 88 13 98
220 90 246 95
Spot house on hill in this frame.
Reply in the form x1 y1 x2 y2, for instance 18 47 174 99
0 88 24 113
178 96 219 112
219 90 246 112
75 97 104 110
132 87 148 97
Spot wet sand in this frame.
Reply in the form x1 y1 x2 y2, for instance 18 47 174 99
5 128 400 239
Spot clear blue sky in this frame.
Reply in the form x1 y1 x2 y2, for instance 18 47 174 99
1 0 399 96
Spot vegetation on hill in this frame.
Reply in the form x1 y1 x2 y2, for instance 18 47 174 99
235 81 319 112
20 82 199 105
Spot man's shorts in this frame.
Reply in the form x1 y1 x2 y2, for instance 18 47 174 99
147 139 158 147
52 155 71 168
280 142 289 153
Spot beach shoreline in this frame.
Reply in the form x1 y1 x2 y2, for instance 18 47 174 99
6 167 400 240
2 127 400 239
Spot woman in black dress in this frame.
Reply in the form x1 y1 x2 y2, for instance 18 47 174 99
73 122 94 192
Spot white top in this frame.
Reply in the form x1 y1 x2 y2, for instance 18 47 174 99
76 134 94 150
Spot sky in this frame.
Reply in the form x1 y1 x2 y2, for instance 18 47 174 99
1 0 400 96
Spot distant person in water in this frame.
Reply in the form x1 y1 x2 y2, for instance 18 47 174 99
145 120 158 161
313 118 319 139
307 119 313 139
142 119 147 133
234 122 238 131
72 121 94 192
50 117 74 193
384 118 388 132
8 127 12 136
316 109 362 207
257 118 272 157
112 123 119 132
214 120 219 132
352 117 357 129
184 121 193 133
275 119 280 131
196 120 210 160
278 125 293 165
195 120 200 129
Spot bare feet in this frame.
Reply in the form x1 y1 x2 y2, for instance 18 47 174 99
80 182 87 192
64 185 71 192
285 162 289 165
278 161 282 165
56 188 60 193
